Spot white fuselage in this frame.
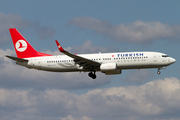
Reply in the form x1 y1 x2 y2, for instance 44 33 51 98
16 51 175 74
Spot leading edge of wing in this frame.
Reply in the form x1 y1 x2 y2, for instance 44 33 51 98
55 40 101 67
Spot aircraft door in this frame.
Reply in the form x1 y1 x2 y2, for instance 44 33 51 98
37 59 42 69
153 54 157 62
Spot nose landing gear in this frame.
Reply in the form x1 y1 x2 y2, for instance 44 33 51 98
88 71 97 79
157 67 163 75
157 70 161 75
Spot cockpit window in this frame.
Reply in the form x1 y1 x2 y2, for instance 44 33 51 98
162 55 169 57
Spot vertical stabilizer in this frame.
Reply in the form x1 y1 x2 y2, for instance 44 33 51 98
9 28 52 58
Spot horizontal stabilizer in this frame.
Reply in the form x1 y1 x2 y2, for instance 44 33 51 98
5 55 28 62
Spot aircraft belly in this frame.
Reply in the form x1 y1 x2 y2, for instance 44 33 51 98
117 62 165 70
40 62 79 72
41 67 79 72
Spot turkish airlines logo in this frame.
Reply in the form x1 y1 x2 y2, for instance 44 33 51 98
58 45 61 48
15 40 27 52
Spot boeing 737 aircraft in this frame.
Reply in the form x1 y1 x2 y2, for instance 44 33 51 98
6 28 176 79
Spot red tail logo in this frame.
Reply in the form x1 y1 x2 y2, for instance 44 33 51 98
9 28 52 58
15 40 27 52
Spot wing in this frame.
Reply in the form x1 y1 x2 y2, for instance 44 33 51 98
6 55 28 62
55 40 101 71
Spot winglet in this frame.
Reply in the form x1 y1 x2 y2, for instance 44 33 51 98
55 40 101 67
55 40 66 52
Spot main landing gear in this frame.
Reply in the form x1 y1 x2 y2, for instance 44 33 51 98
88 71 97 79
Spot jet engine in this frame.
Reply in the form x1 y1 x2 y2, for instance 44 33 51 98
100 63 121 75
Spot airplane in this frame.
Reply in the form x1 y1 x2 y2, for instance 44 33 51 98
6 28 176 79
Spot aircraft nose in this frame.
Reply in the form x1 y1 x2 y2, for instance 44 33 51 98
169 57 176 64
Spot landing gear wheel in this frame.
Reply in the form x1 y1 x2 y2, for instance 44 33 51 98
88 71 97 79
92 74 96 79
88 72 93 77
157 71 161 75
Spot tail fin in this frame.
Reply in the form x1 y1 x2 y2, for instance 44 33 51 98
9 28 52 58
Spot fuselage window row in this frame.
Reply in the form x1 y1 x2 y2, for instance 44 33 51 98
114 56 148 60
47 56 148 63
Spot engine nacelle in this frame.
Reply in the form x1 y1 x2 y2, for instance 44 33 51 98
100 63 122 75
100 63 117 71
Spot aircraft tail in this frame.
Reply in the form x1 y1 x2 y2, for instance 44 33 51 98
9 28 52 58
